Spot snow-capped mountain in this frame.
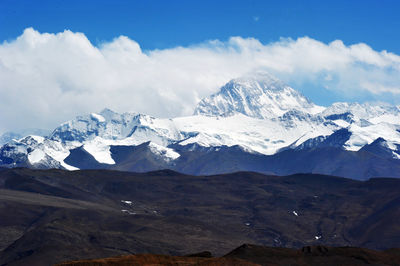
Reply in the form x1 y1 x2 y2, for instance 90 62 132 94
1 72 400 179
194 71 325 118
50 108 182 146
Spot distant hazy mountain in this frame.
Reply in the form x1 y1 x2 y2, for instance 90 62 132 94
1 72 400 179
0 128 50 145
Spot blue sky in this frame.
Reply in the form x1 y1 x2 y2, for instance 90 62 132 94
1 0 400 132
1 0 400 53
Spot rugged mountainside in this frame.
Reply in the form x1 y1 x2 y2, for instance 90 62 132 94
0 168 399 265
194 72 325 118
1 72 400 179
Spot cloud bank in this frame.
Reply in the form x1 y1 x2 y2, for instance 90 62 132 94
1 28 400 133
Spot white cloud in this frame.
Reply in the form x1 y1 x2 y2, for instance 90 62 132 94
1 28 400 133
361 82 400 95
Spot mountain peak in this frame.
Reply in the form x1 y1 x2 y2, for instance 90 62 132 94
99 108 120 120
228 71 286 91
194 71 324 119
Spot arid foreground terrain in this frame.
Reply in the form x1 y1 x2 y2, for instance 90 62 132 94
58 244 400 266
0 168 399 265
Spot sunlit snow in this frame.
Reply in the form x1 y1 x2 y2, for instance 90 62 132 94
28 149 46 164
83 137 115 164
149 142 180 160
90 113 106 123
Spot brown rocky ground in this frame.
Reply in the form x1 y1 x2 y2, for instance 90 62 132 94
57 254 256 266
57 244 400 266
0 168 399 265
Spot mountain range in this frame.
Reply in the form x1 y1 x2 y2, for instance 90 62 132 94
1 71 400 180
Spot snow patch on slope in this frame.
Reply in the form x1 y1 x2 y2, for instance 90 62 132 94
90 113 106 123
28 149 46 164
174 114 336 155
83 137 115 164
149 142 180 161
345 123 400 151
40 140 80 170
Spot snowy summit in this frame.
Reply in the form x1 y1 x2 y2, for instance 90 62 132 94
194 71 325 118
